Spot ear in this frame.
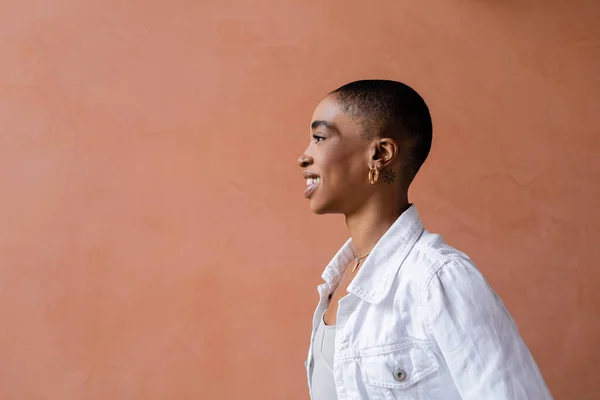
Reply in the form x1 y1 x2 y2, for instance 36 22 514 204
368 138 399 169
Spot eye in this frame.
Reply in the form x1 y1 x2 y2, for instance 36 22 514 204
312 134 325 143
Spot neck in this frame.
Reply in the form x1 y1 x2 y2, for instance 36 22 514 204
345 193 410 257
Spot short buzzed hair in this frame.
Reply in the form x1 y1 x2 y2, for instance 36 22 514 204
330 79 432 182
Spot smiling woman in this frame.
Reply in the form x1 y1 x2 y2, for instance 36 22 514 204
297 80 553 400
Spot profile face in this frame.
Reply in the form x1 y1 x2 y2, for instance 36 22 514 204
297 95 373 215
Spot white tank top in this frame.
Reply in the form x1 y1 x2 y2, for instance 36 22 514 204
310 310 338 399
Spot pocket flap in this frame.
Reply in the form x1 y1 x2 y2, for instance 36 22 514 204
360 344 439 389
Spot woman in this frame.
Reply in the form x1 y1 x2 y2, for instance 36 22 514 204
298 80 552 399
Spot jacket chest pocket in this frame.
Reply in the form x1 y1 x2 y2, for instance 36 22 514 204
358 343 439 400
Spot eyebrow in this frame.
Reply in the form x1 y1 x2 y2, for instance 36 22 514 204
311 120 338 132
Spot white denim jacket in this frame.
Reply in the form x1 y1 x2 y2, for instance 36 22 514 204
306 205 552 399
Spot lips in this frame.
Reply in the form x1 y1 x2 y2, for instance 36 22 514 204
303 171 320 198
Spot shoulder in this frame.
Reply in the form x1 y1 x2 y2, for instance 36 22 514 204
399 229 488 302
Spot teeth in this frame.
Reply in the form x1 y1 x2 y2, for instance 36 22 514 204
306 177 320 186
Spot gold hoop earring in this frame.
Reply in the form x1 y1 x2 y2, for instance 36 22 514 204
368 166 380 184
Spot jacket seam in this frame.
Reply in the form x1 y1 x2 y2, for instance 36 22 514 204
420 255 465 343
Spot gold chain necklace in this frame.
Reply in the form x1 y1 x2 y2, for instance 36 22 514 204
352 253 370 273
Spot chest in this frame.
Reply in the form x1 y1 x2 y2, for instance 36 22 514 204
308 279 453 400
323 262 356 325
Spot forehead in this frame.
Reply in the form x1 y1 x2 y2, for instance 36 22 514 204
310 95 361 135
311 95 342 123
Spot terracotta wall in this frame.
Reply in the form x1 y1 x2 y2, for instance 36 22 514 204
1 0 599 399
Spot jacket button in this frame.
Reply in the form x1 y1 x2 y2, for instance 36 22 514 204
393 368 407 382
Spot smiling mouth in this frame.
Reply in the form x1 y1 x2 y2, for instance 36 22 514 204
304 177 320 198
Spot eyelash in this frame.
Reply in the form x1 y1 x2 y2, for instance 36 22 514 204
313 134 325 143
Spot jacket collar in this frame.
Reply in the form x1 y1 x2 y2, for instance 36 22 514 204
320 204 424 304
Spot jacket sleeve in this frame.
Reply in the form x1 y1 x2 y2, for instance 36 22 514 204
424 258 553 399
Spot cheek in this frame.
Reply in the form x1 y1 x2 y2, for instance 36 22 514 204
322 152 365 186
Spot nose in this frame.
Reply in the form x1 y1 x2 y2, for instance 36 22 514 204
297 154 313 168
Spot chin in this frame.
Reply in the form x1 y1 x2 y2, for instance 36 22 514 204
309 200 326 215
311 207 329 215
309 199 340 215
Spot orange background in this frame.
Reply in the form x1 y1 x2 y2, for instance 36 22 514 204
1 1 599 399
